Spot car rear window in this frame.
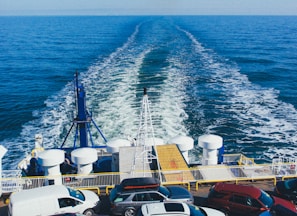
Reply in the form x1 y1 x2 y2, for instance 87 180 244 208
164 203 185 212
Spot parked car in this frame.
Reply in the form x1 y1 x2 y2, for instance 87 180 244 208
110 177 194 216
207 182 297 216
8 185 100 216
137 201 226 216
274 178 297 203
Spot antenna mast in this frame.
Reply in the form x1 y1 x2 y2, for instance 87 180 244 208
132 88 161 181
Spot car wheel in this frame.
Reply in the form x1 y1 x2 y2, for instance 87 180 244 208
123 207 136 216
83 208 95 216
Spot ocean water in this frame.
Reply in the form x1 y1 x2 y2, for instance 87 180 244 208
0 16 297 170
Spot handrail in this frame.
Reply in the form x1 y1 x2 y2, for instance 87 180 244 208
76 187 101 195
1 161 296 195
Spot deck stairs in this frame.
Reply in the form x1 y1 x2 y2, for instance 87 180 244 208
155 144 194 182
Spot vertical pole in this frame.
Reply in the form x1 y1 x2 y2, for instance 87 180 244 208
77 84 88 147
75 74 88 148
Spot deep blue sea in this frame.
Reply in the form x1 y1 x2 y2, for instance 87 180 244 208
1 16 297 170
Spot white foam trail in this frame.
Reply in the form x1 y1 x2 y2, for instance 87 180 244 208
179 26 297 160
86 48 152 139
59 22 148 143
84 42 190 141
79 23 191 142
156 61 189 137
142 70 189 140
1 23 146 168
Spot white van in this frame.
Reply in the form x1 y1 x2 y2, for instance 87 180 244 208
8 185 100 216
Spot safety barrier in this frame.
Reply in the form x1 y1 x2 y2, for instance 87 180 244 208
1 160 297 195
282 175 297 181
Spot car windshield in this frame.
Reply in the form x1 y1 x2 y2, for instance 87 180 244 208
67 187 85 201
188 204 205 216
158 186 170 197
258 190 273 208
284 179 297 190
110 186 119 201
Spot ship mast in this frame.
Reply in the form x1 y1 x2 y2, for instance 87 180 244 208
75 73 89 147
60 73 107 149
133 88 161 181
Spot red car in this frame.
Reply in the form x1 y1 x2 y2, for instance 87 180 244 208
207 182 297 216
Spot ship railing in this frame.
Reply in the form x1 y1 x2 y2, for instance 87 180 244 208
1 170 23 193
2 161 297 195
223 153 255 165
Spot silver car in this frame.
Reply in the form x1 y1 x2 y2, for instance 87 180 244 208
110 185 194 216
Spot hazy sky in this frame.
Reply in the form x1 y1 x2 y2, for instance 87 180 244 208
1 0 297 16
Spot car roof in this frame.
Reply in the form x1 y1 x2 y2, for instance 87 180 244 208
114 178 162 194
140 202 190 216
214 182 261 198
118 187 160 194
120 177 160 190
10 185 70 203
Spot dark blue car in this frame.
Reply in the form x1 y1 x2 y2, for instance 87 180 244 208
274 178 297 204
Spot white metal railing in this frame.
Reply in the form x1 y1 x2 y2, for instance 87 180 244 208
2 160 297 195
